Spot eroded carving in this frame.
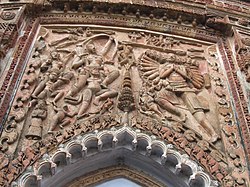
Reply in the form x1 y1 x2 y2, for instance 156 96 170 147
25 100 47 140
0 25 248 186
139 50 218 142
235 32 250 82
206 15 232 35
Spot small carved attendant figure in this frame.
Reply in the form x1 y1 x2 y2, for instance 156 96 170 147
40 50 63 74
139 91 163 118
33 50 73 99
31 53 75 111
48 104 76 133
117 44 135 67
25 100 47 140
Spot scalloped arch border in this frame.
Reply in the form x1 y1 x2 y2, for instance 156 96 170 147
16 126 217 187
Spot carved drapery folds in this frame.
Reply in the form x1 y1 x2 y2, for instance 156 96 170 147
0 24 248 186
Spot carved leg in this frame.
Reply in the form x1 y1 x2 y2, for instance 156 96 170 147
59 119 71 129
155 98 183 118
48 113 62 132
148 102 163 117
66 85 76 97
78 89 92 116
32 81 46 97
67 74 88 97
37 90 48 99
193 111 219 142
71 56 84 69
48 121 58 133
52 92 64 105
101 70 120 88
93 90 118 105
50 80 64 91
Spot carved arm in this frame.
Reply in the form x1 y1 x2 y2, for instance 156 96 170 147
160 65 174 79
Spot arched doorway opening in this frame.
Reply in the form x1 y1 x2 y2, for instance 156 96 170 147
18 127 213 187
95 178 140 187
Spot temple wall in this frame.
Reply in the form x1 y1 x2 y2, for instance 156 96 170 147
0 1 249 186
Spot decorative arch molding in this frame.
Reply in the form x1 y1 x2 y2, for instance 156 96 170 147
16 126 216 187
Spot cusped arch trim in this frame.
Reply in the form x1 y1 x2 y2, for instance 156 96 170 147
16 127 218 187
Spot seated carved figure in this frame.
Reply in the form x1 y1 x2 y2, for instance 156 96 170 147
48 104 76 133
139 50 219 142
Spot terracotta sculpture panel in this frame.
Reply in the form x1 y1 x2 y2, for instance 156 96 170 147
0 24 248 186
0 25 233 151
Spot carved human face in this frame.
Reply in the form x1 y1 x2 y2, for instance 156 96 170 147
86 44 96 54
51 51 59 59
145 50 155 59
77 27 84 34
242 37 250 46
36 101 46 109
63 105 69 111
164 53 176 63
49 72 58 82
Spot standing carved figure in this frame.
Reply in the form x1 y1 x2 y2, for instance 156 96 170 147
25 100 47 140
32 50 74 99
74 42 119 117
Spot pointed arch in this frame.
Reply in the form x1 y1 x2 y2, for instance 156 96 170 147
17 127 216 187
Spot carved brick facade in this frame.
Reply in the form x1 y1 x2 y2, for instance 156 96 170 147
0 0 250 187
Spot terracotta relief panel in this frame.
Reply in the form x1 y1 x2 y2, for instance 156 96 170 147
0 25 248 186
